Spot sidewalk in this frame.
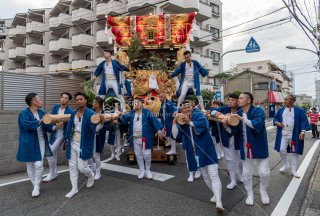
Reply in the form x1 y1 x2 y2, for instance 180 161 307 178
299 154 320 216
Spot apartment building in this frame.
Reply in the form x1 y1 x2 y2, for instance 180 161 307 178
0 0 223 83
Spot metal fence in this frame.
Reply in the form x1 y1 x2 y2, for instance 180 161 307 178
0 72 83 111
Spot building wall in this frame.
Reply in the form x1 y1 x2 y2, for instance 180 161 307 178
0 0 223 86
315 80 320 105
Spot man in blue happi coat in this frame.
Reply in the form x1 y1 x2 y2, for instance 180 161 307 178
17 93 62 197
273 94 310 178
43 92 73 183
93 49 129 112
169 50 208 112
119 97 163 179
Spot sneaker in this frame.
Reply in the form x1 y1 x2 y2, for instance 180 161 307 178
32 186 40 198
42 173 58 183
145 171 153 179
260 189 270 205
65 189 78 198
94 170 101 180
279 165 290 173
227 181 237 190
138 171 145 179
187 174 194 182
166 150 176 155
195 170 201 179
210 196 216 203
245 194 254 206
86 174 95 188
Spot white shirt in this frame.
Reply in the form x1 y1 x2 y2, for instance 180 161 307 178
34 112 45 144
133 112 142 138
185 62 194 81
74 115 82 133
282 107 295 135
105 61 116 80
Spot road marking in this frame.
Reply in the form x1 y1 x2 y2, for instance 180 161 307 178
271 140 320 216
0 169 69 187
100 163 175 182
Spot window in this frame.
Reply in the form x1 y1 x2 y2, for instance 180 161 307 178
85 52 91 60
0 42 3 52
211 51 220 64
0 61 3 71
85 28 91 35
0 24 5 33
254 82 268 90
258 66 263 70
210 3 219 15
210 27 220 39
61 56 69 63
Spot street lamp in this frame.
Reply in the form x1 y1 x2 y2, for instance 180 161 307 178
285 45 319 56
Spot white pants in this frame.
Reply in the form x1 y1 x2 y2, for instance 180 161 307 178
134 138 152 172
46 129 64 176
199 164 223 205
223 147 242 183
167 137 176 152
114 125 122 154
68 141 94 190
280 133 300 173
93 152 101 171
243 158 270 196
101 80 126 111
26 139 45 188
177 80 205 110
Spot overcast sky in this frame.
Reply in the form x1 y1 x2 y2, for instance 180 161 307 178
0 0 318 99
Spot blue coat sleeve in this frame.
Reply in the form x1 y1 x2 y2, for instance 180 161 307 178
192 112 208 135
18 111 39 131
195 60 208 77
250 108 265 132
273 109 282 125
114 60 129 71
94 62 103 77
300 109 311 131
170 63 183 78
119 112 131 125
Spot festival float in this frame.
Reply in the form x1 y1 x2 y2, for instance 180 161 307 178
105 12 196 165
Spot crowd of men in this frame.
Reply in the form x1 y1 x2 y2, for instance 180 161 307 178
16 49 311 214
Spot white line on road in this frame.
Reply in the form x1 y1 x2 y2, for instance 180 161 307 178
100 163 175 182
271 140 320 216
0 169 69 187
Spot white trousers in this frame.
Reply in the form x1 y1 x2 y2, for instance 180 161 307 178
199 164 223 205
177 80 205 110
101 80 126 111
243 158 270 196
26 135 45 188
280 133 300 173
134 138 152 172
93 152 101 171
68 141 94 190
46 129 64 176
114 125 122 154
223 145 242 183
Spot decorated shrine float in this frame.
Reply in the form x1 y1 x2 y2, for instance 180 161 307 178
106 12 196 165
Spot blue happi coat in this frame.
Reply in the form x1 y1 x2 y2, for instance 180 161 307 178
94 59 129 95
49 104 73 145
169 60 208 96
211 106 242 151
237 106 269 159
95 110 109 153
17 108 54 162
120 108 163 149
159 99 177 137
273 107 310 155
176 110 218 171
65 108 96 160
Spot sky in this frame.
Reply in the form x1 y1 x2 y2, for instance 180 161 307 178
0 0 319 99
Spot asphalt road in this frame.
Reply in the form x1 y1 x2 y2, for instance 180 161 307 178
0 121 319 216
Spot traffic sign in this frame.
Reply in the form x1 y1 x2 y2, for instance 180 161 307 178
246 37 260 53
215 91 221 100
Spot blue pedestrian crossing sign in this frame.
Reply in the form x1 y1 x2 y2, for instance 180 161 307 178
245 37 260 53
215 91 221 100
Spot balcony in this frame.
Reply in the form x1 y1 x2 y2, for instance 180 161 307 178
8 25 26 39
49 38 72 55
96 1 126 18
72 59 95 70
198 2 212 21
8 47 26 61
162 0 199 13
0 51 5 60
49 62 71 73
96 30 108 47
8 68 26 73
26 43 46 57
49 13 72 30
26 21 48 34
26 65 45 74
72 8 95 24
191 27 212 46
72 34 94 50
200 55 213 70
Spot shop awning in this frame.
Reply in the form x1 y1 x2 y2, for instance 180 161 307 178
268 91 284 103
